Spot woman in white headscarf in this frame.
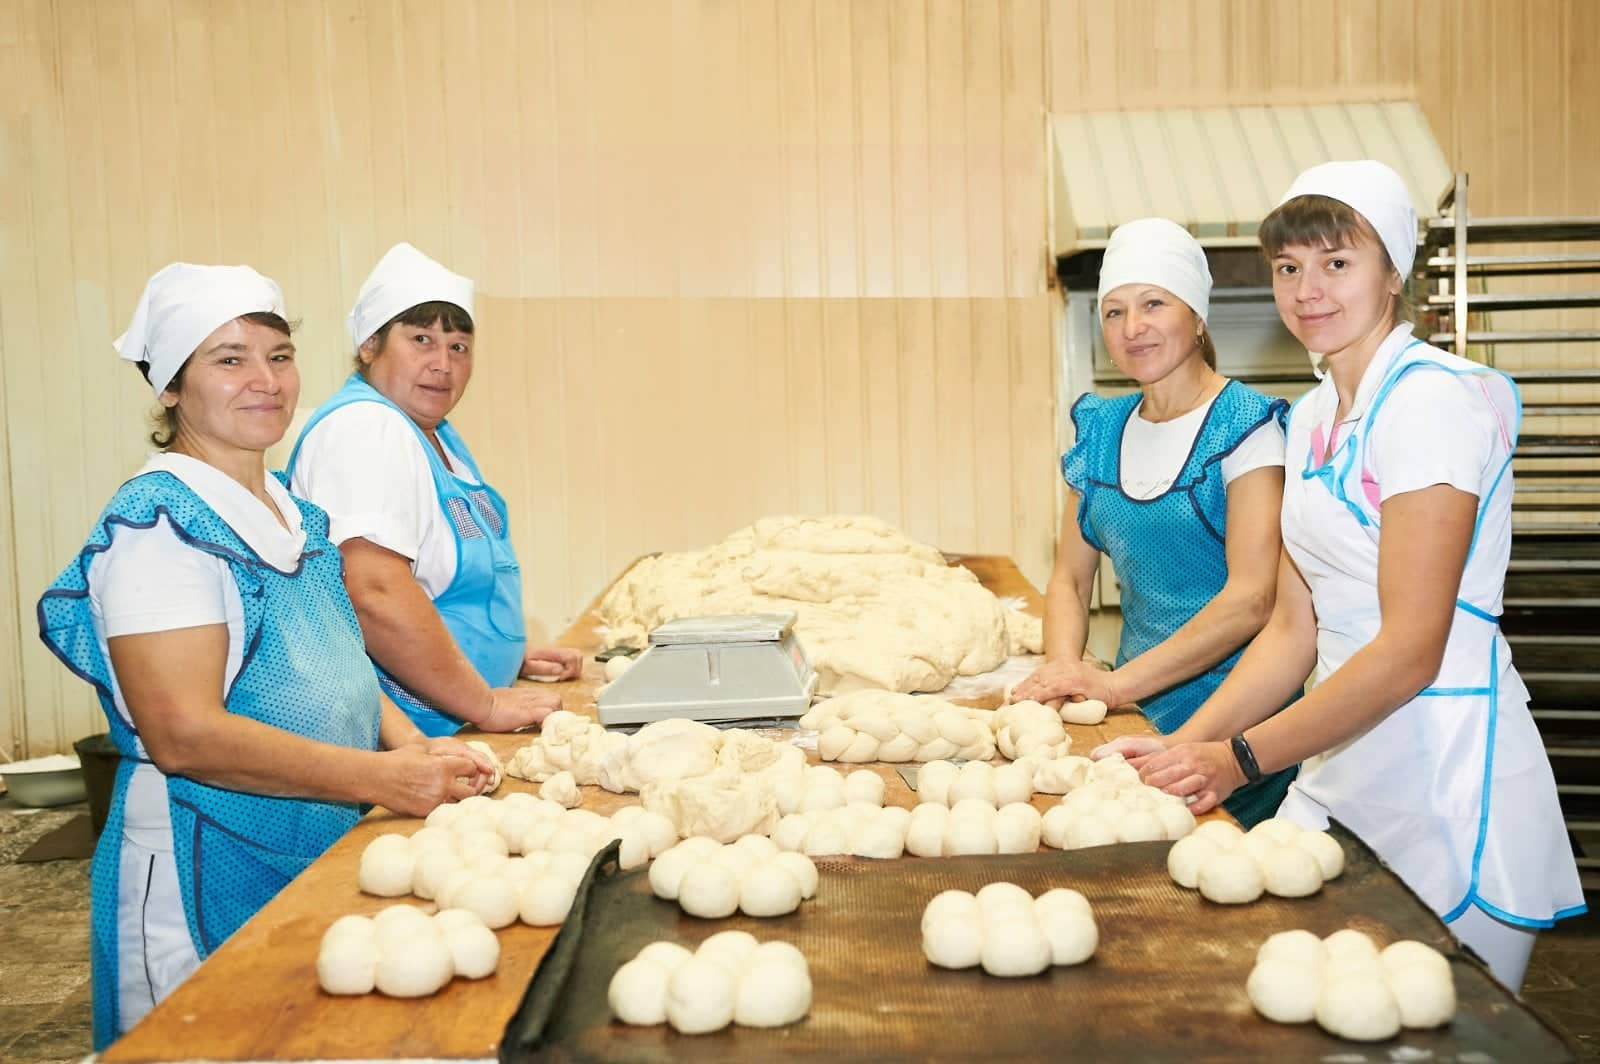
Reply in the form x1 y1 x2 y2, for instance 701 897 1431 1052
1105 162 1585 988
1011 218 1296 826
37 263 492 1047
289 243 579 738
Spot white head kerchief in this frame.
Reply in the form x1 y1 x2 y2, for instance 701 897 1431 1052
1097 218 1213 322
114 264 285 395
1278 160 1418 277
347 243 475 349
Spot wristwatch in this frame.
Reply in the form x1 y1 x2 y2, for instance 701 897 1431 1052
1229 734 1262 783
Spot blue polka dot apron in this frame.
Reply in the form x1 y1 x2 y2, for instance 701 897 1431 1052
37 471 382 1048
1063 379 1296 827
1279 333 1585 929
290 374 527 736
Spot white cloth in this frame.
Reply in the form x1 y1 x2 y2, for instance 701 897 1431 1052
1451 903 1539 992
116 843 201 1032
88 453 305 849
1279 160 1418 276
1119 398 1285 501
115 264 285 394
288 401 477 597
348 242 475 349
1097 217 1213 321
1278 324 1583 928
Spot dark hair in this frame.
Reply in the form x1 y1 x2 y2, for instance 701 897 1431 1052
137 311 294 449
1258 194 1412 322
355 301 475 374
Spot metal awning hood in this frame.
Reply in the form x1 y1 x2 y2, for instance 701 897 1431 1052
1050 101 1451 255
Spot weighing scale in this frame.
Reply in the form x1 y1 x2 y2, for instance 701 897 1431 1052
596 612 818 727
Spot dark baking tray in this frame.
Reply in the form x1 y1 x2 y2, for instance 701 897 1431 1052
501 827 1576 1062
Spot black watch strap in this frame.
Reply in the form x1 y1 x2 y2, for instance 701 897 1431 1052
1230 734 1262 783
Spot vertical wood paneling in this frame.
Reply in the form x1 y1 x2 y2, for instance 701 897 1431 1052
2 0 1595 753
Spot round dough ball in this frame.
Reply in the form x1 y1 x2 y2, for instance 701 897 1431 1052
801 821 850 857
616 828 651 871
995 806 1043 854
769 852 819 899
433 869 477 910
548 851 592 881
373 903 434 940
850 819 906 859
1040 805 1074 849
1166 833 1223 889
798 783 847 814
1315 974 1402 1042
634 811 680 857
466 851 512 879
1249 817 1304 845
457 828 510 859
424 802 462 829
1291 830 1346 880
604 654 635 682
696 929 761 974
922 890 982 934
609 957 671 1026
1191 819 1245 850
976 881 1035 912
443 921 501 979
1060 698 1108 725
944 816 999 856
1248 958 1322 1024
519 872 579 926
949 762 997 805
451 813 499 840
358 837 416 898
844 770 886 806
1197 852 1265 904
318 932 379 995
734 956 811 1027
980 917 1052 977
635 940 694 972
1323 929 1380 966
1116 810 1165 843
647 847 694 900
1261 845 1324 898
323 914 376 944
1387 960 1456 1029
1257 929 1328 969
374 932 454 997
452 876 521 929
411 850 462 902
739 863 804 917
748 939 809 977
732 833 780 861
992 763 1034 807
1154 801 1197 840
771 813 813 853
923 916 984 969
905 805 950 858
678 863 740 919
673 835 724 860
1035 888 1092 921
665 956 737 1035
407 826 455 853
1381 940 1451 980
1038 908 1098 967
917 761 958 805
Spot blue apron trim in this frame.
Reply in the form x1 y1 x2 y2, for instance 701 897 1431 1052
1451 895 1591 931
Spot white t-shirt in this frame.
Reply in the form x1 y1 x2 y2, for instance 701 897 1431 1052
1118 393 1286 501
289 402 477 598
88 453 307 850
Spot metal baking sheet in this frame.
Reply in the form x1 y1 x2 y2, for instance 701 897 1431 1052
501 828 1575 1062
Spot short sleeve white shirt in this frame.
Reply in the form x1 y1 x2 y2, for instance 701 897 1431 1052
1118 392 1286 501
288 401 475 598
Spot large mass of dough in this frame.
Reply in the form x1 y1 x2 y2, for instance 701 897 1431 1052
317 905 499 997
1247 928 1455 1041
798 691 998 763
611 934 812 1033
597 515 1040 694
921 883 1098 976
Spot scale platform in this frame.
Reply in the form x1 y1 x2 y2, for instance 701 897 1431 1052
596 612 817 728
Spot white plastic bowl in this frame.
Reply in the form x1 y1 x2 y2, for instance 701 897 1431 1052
1 754 88 807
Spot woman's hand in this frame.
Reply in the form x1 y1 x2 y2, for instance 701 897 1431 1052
418 736 496 782
480 686 562 732
1012 658 1122 708
378 745 490 817
1136 740 1245 814
521 646 583 681
1090 735 1169 770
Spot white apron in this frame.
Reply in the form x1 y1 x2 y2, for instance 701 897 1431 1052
1278 326 1585 929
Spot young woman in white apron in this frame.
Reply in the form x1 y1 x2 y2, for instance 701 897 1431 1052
1099 161 1585 990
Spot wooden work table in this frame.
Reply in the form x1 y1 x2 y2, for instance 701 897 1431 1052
104 556 1168 1063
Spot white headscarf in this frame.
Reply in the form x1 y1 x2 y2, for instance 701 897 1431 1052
1278 160 1418 276
1097 218 1213 322
347 243 475 349
114 264 285 395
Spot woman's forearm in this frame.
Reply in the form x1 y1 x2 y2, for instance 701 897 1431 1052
378 697 427 750
152 707 389 805
1110 583 1272 706
1042 573 1092 663
1166 602 1318 744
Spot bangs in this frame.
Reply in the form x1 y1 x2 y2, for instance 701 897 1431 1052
389 300 475 335
1259 195 1390 268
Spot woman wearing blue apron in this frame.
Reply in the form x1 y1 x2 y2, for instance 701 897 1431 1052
1013 218 1296 827
1110 161 1585 989
288 243 579 737
38 264 493 1047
